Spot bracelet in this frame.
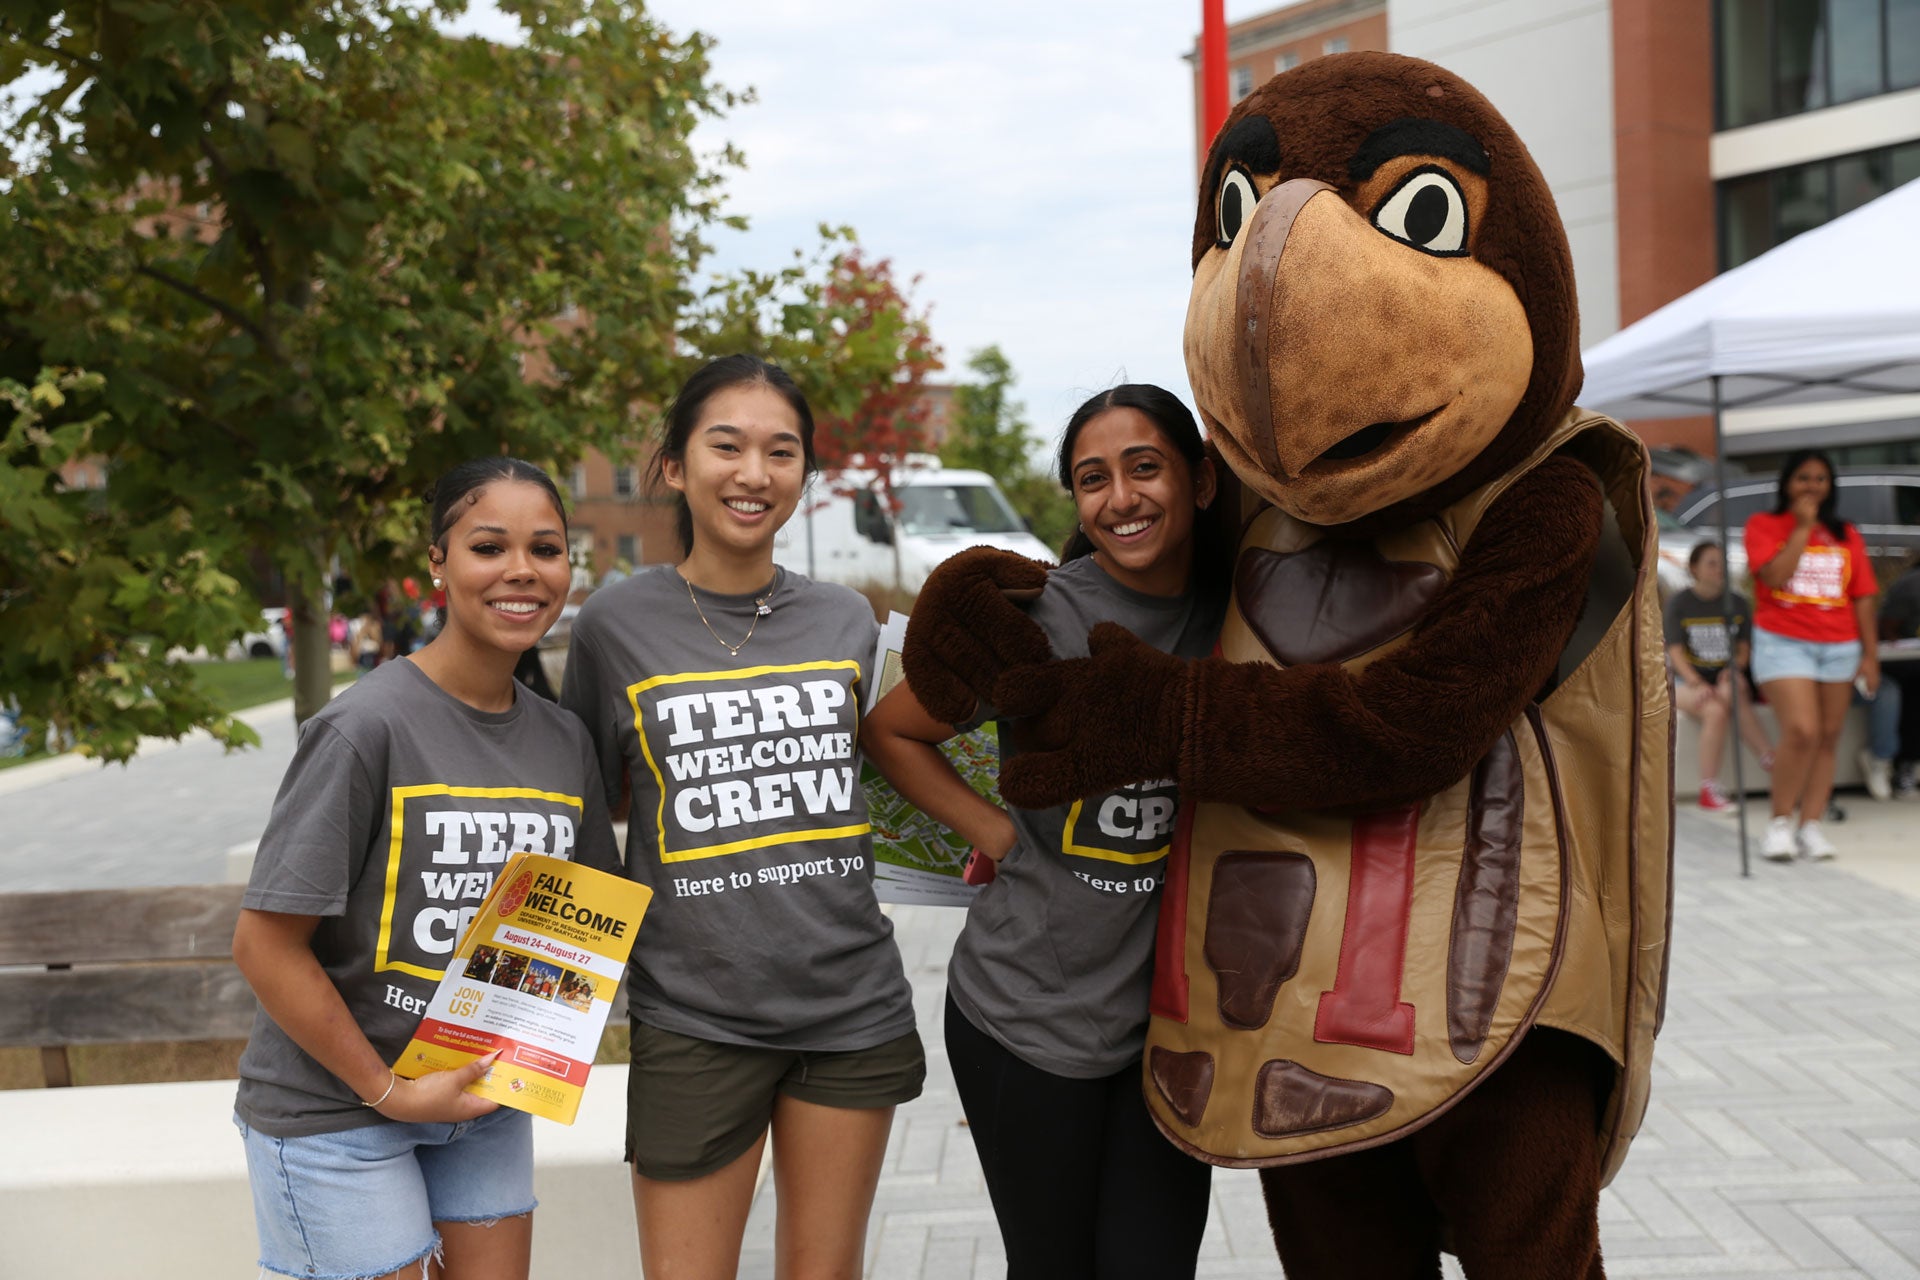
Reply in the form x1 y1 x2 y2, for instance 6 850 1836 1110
361 1069 398 1109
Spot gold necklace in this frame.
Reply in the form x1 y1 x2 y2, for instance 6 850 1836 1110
682 572 776 657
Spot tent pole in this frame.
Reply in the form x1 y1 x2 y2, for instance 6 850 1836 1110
1710 374 1752 877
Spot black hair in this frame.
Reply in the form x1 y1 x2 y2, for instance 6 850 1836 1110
1771 449 1849 542
1053 384 1229 598
426 456 567 552
1687 539 1721 571
647 354 818 555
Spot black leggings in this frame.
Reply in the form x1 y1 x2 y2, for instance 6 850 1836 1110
944 993 1213 1280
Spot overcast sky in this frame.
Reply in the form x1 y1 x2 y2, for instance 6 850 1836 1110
453 1 1277 447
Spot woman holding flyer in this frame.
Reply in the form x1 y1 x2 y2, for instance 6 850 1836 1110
231 457 621 1280
1746 449 1881 862
863 385 1226 1280
560 354 922 1280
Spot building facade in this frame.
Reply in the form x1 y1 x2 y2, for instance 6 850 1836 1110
1187 0 1389 166
1193 0 1920 467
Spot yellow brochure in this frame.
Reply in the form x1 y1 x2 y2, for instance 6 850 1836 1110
395 853 651 1124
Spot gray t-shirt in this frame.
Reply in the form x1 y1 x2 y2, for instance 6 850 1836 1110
947 556 1225 1078
235 658 622 1137
560 565 914 1051
1663 587 1752 679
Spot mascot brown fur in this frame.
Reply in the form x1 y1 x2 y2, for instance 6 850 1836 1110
904 53 1673 1279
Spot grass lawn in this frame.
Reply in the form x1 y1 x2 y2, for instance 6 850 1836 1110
193 656 360 714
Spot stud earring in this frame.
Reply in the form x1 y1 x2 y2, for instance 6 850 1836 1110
431 577 443 590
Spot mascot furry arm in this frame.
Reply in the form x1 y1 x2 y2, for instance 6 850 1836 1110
936 462 1601 813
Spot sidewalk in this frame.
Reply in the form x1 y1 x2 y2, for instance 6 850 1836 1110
741 800 1920 1279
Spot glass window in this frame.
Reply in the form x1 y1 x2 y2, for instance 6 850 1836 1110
1231 66 1254 99
1718 0 1772 127
1682 487 1775 530
1830 0 1886 101
1774 159 1832 243
1893 142 1920 187
1775 0 1830 114
1276 50 1300 72
1323 36 1349 55
1831 479 1884 525
896 484 1024 536
614 465 638 497
1893 481 1920 526
1892 0 1920 87
616 534 638 565
1720 172 1773 268
1833 149 1890 214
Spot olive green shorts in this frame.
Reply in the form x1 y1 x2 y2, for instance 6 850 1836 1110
624 1019 926 1181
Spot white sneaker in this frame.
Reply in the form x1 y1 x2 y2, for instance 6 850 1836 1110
1761 816 1798 862
1796 820 1837 861
1859 749 1893 801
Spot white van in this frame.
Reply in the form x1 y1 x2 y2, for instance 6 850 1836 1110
775 457 1056 592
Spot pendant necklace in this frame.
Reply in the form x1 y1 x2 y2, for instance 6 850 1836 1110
683 571 776 657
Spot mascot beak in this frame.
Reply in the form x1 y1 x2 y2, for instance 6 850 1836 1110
1226 178 1339 480
1186 172 1532 525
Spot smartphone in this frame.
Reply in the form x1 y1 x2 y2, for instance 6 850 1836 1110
961 847 999 887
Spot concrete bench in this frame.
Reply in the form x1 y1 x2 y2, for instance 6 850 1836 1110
0 885 637 1276
1672 699 1868 797
2 1067 636 1278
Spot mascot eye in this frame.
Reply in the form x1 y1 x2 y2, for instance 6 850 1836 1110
1216 168 1257 248
1371 168 1468 255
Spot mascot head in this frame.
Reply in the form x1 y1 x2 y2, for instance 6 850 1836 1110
1185 52 1581 529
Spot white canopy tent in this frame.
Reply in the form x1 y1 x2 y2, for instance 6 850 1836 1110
1577 177 1920 874
1581 176 1920 423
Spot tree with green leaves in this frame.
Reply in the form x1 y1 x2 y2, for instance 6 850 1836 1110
2 365 259 760
0 2 930 760
940 345 1075 556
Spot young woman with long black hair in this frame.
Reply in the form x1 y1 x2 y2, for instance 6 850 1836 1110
560 354 923 1280
863 384 1226 1280
232 457 620 1280
1745 449 1880 861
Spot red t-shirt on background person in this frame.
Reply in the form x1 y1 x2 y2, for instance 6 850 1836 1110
1742 510 1878 644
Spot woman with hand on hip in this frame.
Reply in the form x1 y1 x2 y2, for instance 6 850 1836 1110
232 457 621 1280
1745 449 1880 861
864 385 1225 1280
560 354 922 1280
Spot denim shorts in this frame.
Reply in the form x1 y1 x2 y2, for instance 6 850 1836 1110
1751 627 1862 685
235 1108 535 1279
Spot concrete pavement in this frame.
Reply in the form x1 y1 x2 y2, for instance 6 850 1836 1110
0 696 304 891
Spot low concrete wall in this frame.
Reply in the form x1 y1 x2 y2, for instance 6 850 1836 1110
1673 702 1867 796
2 1067 636 1278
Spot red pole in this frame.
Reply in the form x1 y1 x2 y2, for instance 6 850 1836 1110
1201 0 1230 148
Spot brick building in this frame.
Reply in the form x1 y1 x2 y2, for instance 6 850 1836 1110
1186 0 1388 166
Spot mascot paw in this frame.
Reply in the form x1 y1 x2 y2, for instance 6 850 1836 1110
995 623 1188 808
902 547 1052 725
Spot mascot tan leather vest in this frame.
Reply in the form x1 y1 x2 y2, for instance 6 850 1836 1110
1143 410 1672 1186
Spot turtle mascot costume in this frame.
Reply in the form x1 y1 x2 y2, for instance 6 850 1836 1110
904 53 1674 1279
